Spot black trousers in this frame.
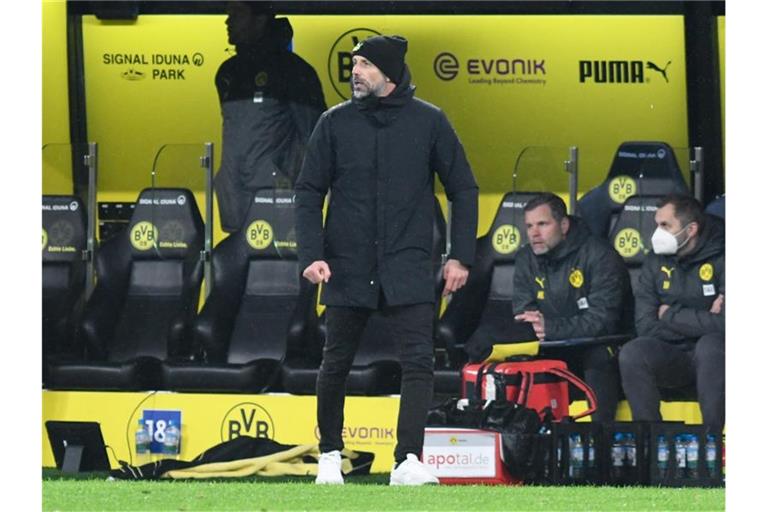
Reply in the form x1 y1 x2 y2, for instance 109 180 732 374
546 344 621 423
618 333 725 431
317 302 434 463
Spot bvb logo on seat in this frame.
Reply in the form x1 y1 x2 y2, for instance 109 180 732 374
131 221 158 251
608 175 637 204
492 224 521 255
613 228 643 258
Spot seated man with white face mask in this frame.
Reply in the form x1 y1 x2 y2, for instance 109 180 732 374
619 194 725 432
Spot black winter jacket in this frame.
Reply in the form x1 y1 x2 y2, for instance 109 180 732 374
296 66 479 308
214 18 326 232
635 215 725 342
512 216 633 340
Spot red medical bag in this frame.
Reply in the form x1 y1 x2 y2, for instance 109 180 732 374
461 359 597 420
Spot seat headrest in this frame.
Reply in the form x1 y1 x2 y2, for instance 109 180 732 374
237 188 297 259
486 191 543 262
42 195 87 263
705 195 725 220
128 188 203 259
602 142 689 208
608 195 663 266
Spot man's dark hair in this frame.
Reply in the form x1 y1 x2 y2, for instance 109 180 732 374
658 193 704 227
524 193 567 222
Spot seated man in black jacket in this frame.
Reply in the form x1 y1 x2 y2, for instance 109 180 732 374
619 194 725 432
512 193 633 422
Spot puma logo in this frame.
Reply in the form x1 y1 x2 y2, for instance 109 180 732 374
646 60 671 83
661 266 675 279
534 277 546 289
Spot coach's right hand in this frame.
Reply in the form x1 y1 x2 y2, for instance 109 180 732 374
302 260 332 284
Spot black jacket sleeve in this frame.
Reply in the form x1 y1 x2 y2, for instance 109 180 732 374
295 112 334 272
431 110 478 267
662 265 725 337
546 246 629 340
635 257 687 341
511 250 540 314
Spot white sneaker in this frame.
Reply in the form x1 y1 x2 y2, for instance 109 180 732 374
389 454 439 486
315 450 344 485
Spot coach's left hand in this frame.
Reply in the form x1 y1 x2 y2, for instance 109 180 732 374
442 259 469 297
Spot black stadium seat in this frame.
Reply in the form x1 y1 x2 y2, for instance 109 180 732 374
162 188 319 393
282 197 447 396
281 311 403 396
705 195 725 220
47 188 204 390
435 192 542 383
606 195 664 292
42 195 88 379
578 142 689 239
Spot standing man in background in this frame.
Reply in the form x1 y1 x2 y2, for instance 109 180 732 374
215 2 326 232
296 35 478 486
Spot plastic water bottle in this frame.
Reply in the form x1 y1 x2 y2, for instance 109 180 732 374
587 434 596 473
163 420 181 458
686 434 699 479
135 420 151 465
705 434 718 478
569 434 584 479
624 433 637 468
656 435 669 478
539 425 552 480
611 433 625 479
674 435 687 478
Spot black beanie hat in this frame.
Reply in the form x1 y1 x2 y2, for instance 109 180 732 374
351 35 408 83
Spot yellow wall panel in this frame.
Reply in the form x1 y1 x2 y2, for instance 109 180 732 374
718 15 725 173
43 391 703 473
43 390 400 473
42 0 73 194
77 14 689 240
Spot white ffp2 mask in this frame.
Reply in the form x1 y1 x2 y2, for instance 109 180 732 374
651 224 691 255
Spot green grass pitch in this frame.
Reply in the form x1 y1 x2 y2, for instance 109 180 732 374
42 472 724 511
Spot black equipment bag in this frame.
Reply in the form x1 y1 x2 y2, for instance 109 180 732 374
427 397 552 481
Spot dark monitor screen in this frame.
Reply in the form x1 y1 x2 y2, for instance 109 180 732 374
45 421 110 472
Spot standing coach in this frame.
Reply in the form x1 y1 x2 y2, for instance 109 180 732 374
296 35 478 485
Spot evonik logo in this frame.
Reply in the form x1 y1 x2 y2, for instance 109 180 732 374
433 53 547 86
314 425 394 442
434 52 459 81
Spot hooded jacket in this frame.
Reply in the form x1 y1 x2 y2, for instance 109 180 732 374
214 17 326 232
635 215 725 342
512 216 633 340
295 66 479 308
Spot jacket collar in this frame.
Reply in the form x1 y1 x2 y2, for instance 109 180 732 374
353 65 415 125
536 215 590 263
672 214 725 265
